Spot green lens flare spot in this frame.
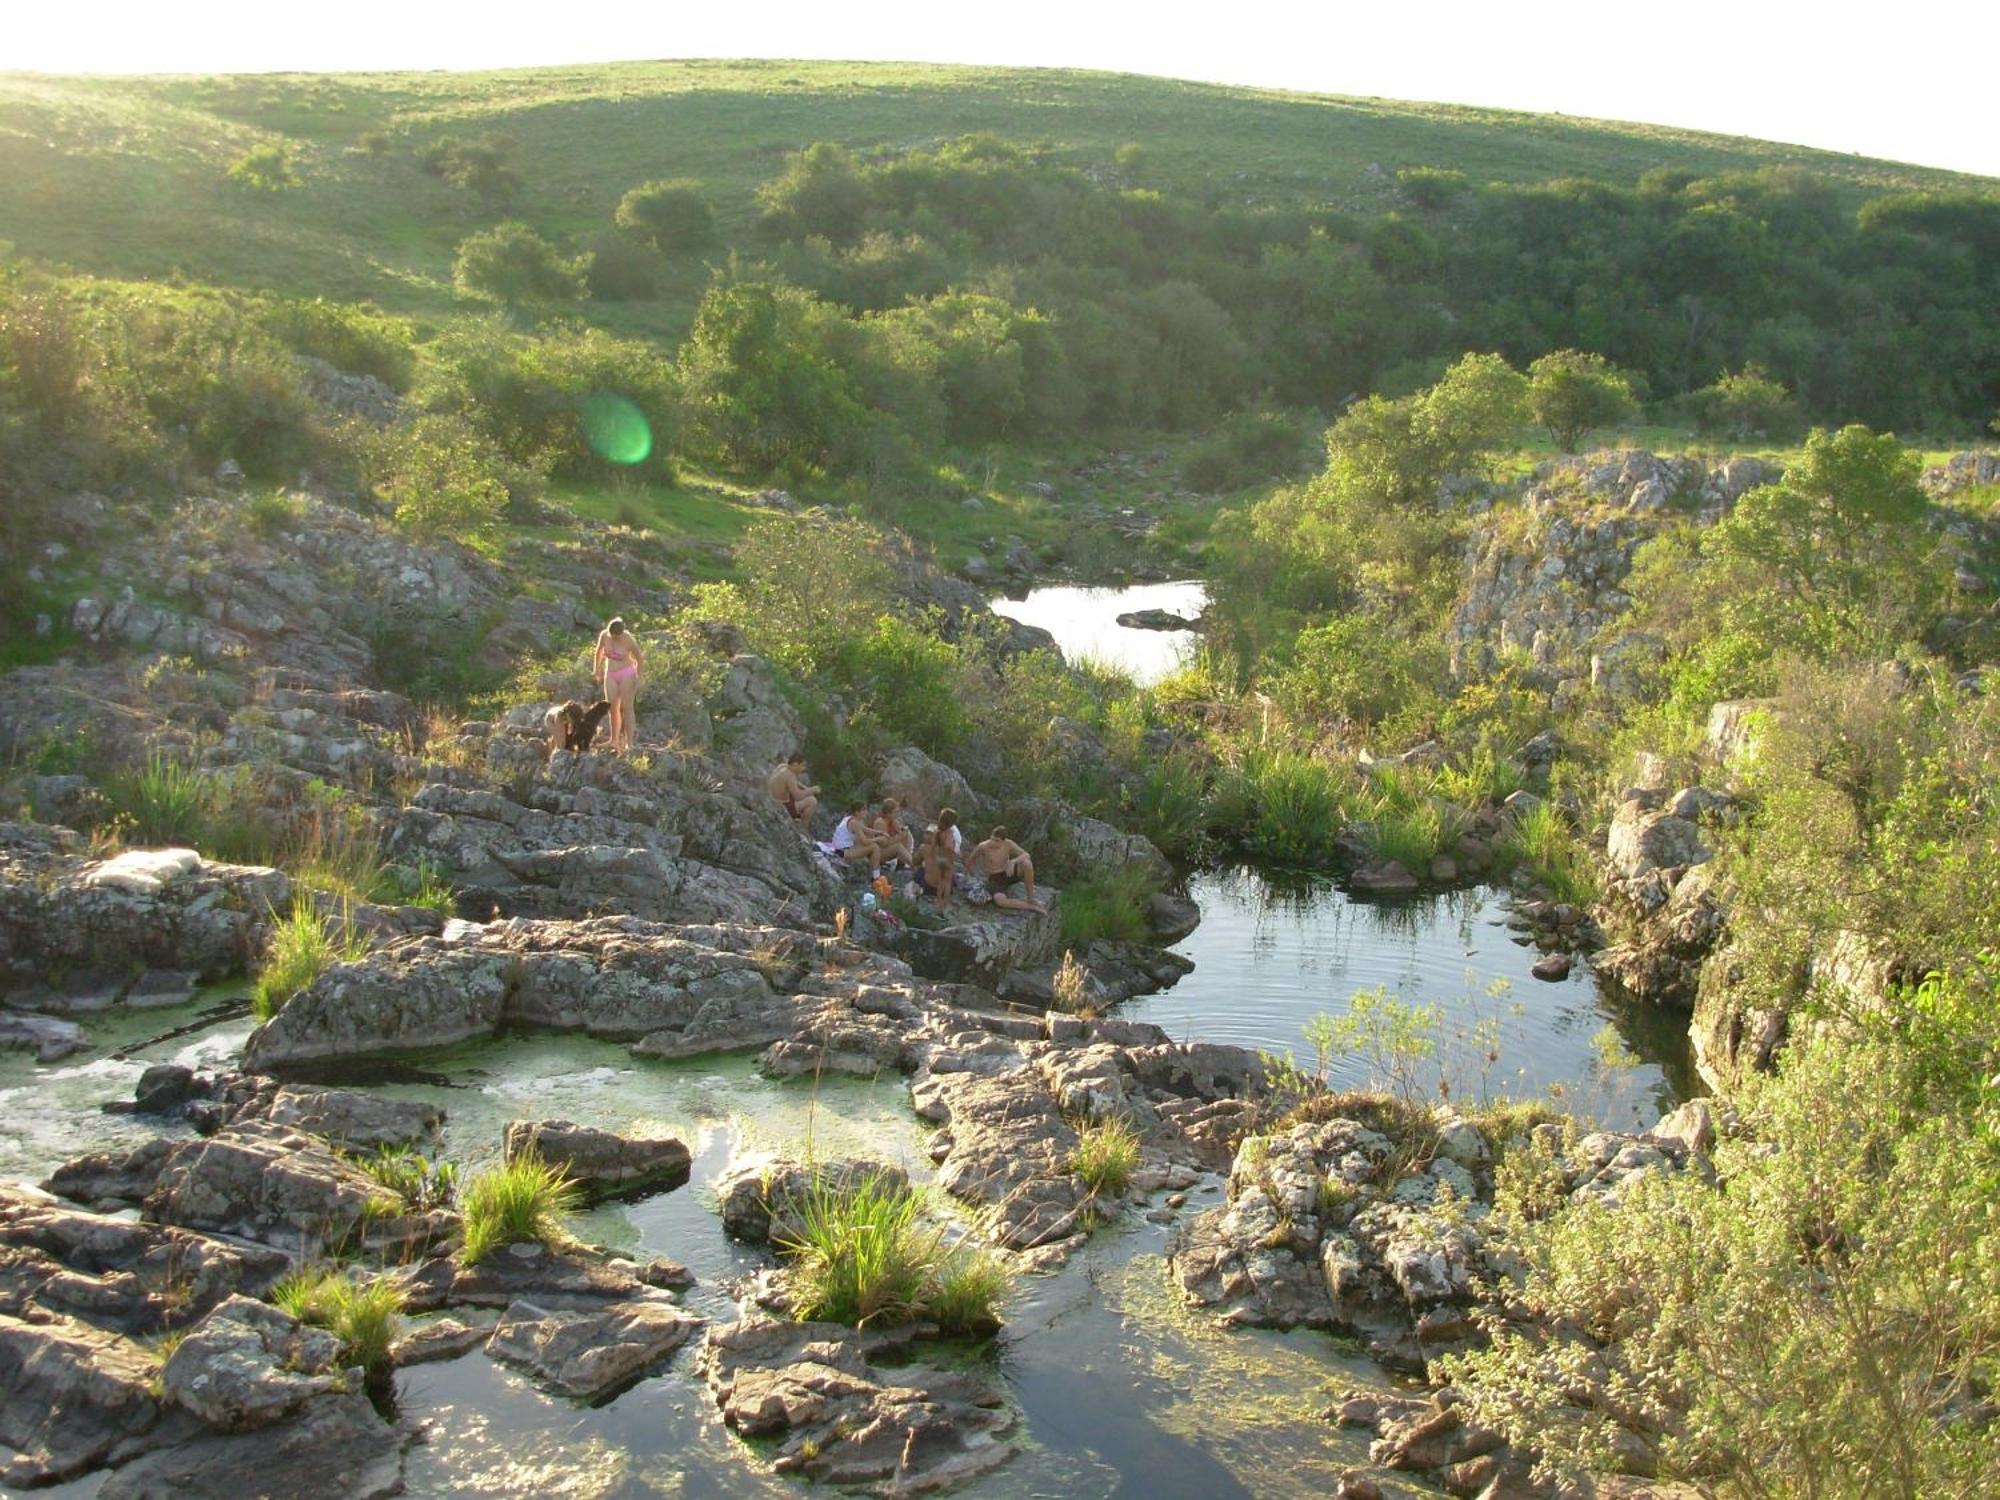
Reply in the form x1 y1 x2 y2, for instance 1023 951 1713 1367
581 394 652 465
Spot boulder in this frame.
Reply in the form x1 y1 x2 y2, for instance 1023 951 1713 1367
501 1119 692 1202
159 1295 343 1428
1605 799 1709 881
714 1157 910 1245
0 1310 186 1485
487 1298 703 1400
874 744 988 824
1351 860 1418 894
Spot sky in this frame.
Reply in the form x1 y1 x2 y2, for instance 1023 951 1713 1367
5 0 1996 179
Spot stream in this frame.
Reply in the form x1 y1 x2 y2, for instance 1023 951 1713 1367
5 584 1695 1497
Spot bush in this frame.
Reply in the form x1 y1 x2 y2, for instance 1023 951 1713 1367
1526 348 1637 451
366 413 522 539
615 178 717 253
1181 410 1315 492
1070 1117 1141 1197
1059 863 1159 946
251 897 368 1022
1226 750 1357 869
259 298 415 390
1121 753 1211 860
452 222 590 310
1495 800 1597 907
1684 364 1805 442
416 134 521 207
459 1148 581 1265
777 1170 1010 1334
227 142 300 192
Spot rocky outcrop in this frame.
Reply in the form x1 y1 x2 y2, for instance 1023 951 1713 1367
158 1294 344 1428
0 1310 193 1485
502 1119 692 1202
95 1387 409 1500
487 1297 703 1400
886 901 1063 987
1921 448 2000 500
702 1316 1015 1493
0 828 289 1008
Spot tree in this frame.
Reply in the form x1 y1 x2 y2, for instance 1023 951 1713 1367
451 223 590 311
1686 365 1805 442
1527 349 1638 451
1324 351 1529 509
614 179 717 253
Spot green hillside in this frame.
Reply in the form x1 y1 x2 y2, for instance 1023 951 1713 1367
2 59 1990 330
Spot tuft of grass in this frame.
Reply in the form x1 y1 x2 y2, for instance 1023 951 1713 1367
1433 744 1527 807
1121 752 1210 859
384 857 456 916
107 751 212 846
1070 1116 1142 1197
270 1266 405 1374
251 897 368 1021
1228 750 1357 869
1050 949 1091 1014
1497 799 1599 906
776 1171 1011 1334
1058 863 1158 946
459 1148 581 1266
356 1144 459 1211
1362 793 1452 871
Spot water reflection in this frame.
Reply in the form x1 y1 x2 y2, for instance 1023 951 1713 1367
988 580 1208 686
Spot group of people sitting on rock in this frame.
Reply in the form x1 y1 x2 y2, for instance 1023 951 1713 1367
766 752 1044 912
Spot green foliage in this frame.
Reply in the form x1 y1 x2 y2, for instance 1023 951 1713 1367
1181 410 1315 493
1316 986 1443 1108
1526 348 1638 451
1267 612 1445 731
1058 863 1160 946
251 897 369 1022
1496 799 1598 907
416 133 521 207
777 1170 1010 1334
259 298 415 389
226 142 300 193
452 222 590 310
1360 788 1451 872
107 752 211 846
1212 750 1358 869
1684 364 1804 441
615 178 718 253
357 1144 459 1211
1120 752 1211 860
1070 1116 1141 1197
366 413 520 539
459 1148 582 1265
722 513 895 673
1445 1028 2000 1496
271 1267 406 1374
1322 352 1529 509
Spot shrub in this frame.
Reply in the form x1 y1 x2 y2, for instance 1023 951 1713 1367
1121 753 1211 860
777 1171 1012 1334
1684 364 1805 442
459 1148 581 1265
416 133 520 206
366 413 519 539
1059 863 1159 946
1526 348 1638 452
227 142 300 192
1231 750 1356 869
1182 409 1314 492
251 897 369 1022
246 490 304 535
615 178 717 253
452 222 590 310
1070 1117 1141 1197
259 298 415 390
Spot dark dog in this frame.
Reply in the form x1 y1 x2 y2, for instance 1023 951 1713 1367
543 699 612 755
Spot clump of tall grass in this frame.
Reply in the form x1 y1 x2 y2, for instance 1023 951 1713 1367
1050 949 1092 1015
357 1144 459 1211
250 897 369 1021
1224 750 1357 869
106 751 213 846
383 857 456 916
1433 743 1528 808
270 1266 405 1374
1497 800 1599 906
1122 753 1211 858
459 1148 581 1265
777 1171 1011 1334
1361 792 1454 871
1070 1117 1142 1197
1059 863 1159 946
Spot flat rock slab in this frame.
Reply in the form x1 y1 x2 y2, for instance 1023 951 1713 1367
502 1118 691 1201
96 1388 409 1500
160 1294 343 1428
487 1298 703 1400
0 1309 191 1486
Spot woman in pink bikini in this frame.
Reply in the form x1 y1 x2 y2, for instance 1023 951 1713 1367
592 617 643 755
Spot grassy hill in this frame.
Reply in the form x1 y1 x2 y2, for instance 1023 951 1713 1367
3 59 1991 335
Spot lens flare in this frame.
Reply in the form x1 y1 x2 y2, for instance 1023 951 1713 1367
580 394 652 465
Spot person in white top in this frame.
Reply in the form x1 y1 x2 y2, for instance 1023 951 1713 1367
830 801 888 869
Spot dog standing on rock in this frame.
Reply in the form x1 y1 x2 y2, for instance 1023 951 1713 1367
544 699 612 757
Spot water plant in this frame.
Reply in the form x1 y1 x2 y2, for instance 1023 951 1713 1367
250 897 368 1021
1070 1116 1141 1197
776 1171 1011 1333
458 1148 581 1265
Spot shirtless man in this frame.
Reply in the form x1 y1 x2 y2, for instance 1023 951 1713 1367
767 753 819 827
964 826 1044 911
871 797 916 870
830 801 887 869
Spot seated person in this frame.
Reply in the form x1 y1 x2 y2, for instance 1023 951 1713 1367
767 753 820 827
918 808 962 904
871 797 916 869
963 826 1046 911
830 800 887 869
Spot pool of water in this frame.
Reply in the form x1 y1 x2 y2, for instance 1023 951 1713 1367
1128 866 1696 1129
988 581 1208 687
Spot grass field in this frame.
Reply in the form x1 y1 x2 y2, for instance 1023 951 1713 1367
3 59 1990 335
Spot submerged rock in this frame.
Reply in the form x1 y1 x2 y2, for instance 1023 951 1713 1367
487 1297 703 1400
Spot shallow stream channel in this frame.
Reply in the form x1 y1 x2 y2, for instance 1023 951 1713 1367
3 588 1693 1498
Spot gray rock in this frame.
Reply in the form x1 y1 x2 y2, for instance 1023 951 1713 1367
502 1119 692 1201
0 1011 89 1062
1351 860 1418 894
0 1310 187 1485
874 744 987 823
97 1388 407 1500
1606 801 1710 881
160 1295 343 1428
714 1157 909 1245
487 1298 703 1400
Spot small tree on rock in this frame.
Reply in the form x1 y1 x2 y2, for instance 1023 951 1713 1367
615 179 717 253
1528 348 1638 451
